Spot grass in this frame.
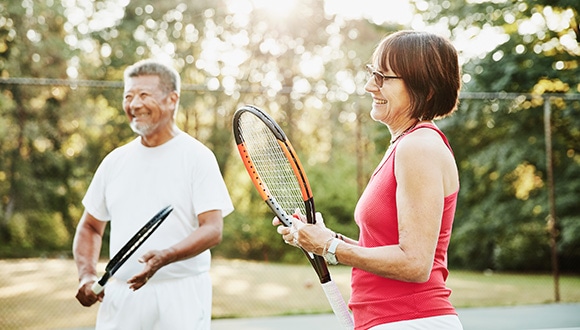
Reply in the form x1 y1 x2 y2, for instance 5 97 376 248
0 258 579 329
448 270 580 308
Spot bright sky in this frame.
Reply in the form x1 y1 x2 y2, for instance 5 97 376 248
324 0 414 25
61 0 579 85
63 0 503 60
323 0 511 61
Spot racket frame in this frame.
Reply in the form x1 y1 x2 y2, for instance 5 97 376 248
91 205 174 294
233 105 353 329
233 106 329 282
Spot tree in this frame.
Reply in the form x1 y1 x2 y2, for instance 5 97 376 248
2 0 577 273
0 0 80 253
412 0 580 271
0 0 380 259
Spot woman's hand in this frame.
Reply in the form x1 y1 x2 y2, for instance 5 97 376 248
272 210 335 255
272 210 304 247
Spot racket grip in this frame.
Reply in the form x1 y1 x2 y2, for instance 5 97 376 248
91 281 104 295
321 280 354 330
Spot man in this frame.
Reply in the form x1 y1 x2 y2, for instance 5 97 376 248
73 59 234 329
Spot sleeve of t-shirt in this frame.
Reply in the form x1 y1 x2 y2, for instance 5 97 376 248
191 147 234 218
81 156 111 221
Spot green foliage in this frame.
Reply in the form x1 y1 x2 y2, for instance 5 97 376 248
427 0 580 271
442 94 580 271
306 148 361 240
213 210 283 261
493 221 551 271
5 211 70 256
0 0 578 275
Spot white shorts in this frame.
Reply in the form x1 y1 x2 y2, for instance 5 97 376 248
369 314 463 330
96 272 212 330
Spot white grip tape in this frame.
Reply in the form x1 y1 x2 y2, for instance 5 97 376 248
91 281 104 295
321 280 354 330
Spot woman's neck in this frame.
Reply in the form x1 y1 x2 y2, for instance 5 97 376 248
389 119 419 144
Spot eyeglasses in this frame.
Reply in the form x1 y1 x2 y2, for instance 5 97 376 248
365 64 401 87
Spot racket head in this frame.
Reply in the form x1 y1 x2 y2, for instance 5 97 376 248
106 205 174 273
233 105 352 328
93 205 173 294
233 105 315 227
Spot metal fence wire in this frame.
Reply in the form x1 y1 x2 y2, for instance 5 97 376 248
0 79 579 329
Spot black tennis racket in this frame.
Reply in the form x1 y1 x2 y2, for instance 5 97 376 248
233 105 353 329
91 205 174 294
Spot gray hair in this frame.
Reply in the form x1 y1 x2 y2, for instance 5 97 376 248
124 59 181 95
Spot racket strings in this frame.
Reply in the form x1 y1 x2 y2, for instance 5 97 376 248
238 113 307 218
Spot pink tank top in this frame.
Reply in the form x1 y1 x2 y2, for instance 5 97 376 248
349 123 458 329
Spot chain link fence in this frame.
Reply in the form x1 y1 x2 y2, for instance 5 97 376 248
2 258 580 329
1 79 579 329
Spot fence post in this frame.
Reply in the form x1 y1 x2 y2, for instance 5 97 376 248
543 96 560 302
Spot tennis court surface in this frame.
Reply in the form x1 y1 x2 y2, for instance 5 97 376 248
210 303 580 330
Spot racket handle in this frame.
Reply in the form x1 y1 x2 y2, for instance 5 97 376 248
91 281 104 295
321 280 354 330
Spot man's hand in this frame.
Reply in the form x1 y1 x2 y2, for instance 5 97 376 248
73 212 106 307
75 276 103 307
127 248 176 291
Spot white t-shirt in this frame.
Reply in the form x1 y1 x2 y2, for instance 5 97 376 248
82 131 234 281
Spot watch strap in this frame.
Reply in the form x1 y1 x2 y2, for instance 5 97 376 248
328 238 342 254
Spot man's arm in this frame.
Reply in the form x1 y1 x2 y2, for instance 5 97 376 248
73 211 107 306
127 209 224 290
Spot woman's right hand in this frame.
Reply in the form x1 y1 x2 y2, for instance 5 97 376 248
272 211 335 255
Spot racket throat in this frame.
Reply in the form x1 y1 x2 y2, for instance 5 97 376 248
266 198 293 227
301 249 331 283
304 197 315 224
98 272 111 287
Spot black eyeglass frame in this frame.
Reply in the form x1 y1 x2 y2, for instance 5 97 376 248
365 64 401 87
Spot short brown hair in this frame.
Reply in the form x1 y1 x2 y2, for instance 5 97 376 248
373 31 460 120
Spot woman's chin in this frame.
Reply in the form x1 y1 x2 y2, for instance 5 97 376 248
370 108 386 122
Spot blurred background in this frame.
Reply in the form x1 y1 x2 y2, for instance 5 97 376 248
0 0 579 329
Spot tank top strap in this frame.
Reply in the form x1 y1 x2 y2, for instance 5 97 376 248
407 122 453 154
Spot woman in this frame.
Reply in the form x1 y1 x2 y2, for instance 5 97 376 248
274 31 463 329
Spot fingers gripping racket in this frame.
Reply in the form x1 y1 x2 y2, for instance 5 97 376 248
233 105 354 329
91 205 174 294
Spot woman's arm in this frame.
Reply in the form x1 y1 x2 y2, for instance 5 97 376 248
293 129 457 283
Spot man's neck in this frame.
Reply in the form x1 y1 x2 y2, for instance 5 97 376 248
140 125 180 147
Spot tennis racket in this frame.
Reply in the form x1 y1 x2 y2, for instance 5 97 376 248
91 205 174 294
233 105 354 329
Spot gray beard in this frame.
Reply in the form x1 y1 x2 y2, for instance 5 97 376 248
130 120 155 136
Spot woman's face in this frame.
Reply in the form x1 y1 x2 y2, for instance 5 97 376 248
364 59 412 125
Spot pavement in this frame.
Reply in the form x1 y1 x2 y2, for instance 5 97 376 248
210 303 580 330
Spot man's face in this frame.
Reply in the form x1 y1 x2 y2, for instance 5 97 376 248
122 75 176 137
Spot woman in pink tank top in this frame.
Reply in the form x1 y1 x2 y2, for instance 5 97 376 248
274 31 463 330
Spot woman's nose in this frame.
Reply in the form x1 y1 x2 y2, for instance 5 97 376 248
364 77 379 93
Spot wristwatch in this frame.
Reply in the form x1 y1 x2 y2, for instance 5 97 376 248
324 238 342 265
